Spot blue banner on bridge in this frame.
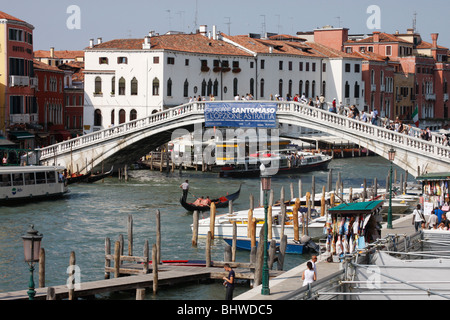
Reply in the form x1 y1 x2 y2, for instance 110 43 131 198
204 102 277 128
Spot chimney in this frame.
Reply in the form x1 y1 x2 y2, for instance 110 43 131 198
142 36 151 49
373 31 381 43
212 25 217 40
89 39 94 48
97 37 102 44
50 47 54 58
431 33 439 48
199 25 207 36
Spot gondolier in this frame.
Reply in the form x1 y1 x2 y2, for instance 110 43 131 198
180 180 189 200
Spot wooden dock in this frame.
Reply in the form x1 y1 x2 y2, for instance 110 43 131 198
0 263 284 300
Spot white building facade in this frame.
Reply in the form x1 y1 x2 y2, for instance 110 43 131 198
83 27 363 133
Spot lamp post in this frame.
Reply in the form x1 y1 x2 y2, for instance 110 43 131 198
260 163 271 295
21 225 43 300
387 148 396 229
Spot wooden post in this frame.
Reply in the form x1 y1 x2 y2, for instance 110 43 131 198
136 288 146 300
206 231 212 267
349 187 353 203
224 245 232 262
374 178 378 198
268 239 277 270
46 287 56 300
228 200 233 215
249 193 254 210
254 227 264 287
321 186 326 217
280 202 286 238
247 208 253 238
292 198 300 241
114 241 120 278
250 218 257 248
119 234 124 263
160 152 163 172
152 243 158 294
290 183 294 200
277 235 287 271
298 179 303 200
363 178 367 202
68 251 76 300
232 221 237 262
311 176 315 210
128 214 133 256
143 240 149 274
327 169 333 192
209 202 216 239
150 152 154 170
192 210 199 247
39 248 45 288
156 210 161 264
269 189 274 207
330 192 335 208
305 192 311 236
105 237 111 279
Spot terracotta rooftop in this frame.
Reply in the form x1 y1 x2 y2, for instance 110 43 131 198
88 33 252 56
0 11 25 22
351 50 389 62
34 50 85 59
354 32 412 44
33 60 64 73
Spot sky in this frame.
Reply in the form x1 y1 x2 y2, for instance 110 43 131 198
3 0 450 51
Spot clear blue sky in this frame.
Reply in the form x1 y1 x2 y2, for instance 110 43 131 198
3 0 450 50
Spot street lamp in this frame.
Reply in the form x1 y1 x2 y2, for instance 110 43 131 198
387 148 396 229
22 225 43 300
260 163 271 295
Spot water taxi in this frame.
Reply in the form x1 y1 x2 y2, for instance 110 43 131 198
0 166 68 204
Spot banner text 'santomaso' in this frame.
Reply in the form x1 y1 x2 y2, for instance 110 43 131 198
204 102 277 128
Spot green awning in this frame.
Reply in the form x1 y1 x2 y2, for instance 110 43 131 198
416 172 450 182
9 131 35 140
328 200 384 215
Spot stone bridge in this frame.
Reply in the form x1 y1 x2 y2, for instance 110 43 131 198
37 101 450 177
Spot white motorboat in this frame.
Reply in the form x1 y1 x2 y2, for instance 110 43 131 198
0 166 68 204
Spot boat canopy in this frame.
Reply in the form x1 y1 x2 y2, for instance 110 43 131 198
416 172 450 182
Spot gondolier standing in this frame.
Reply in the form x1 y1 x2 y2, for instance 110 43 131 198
180 180 189 200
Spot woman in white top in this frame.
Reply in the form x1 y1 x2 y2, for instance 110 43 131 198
412 204 425 232
302 261 316 286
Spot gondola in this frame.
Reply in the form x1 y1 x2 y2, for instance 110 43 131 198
180 184 241 212
87 166 114 183
66 171 91 184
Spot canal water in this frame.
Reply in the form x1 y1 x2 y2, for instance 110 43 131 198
0 156 411 299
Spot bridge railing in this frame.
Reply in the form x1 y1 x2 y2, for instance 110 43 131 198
38 102 206 160
38 100 450 164
277 101 450 161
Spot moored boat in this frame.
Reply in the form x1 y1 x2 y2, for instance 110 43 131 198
0 166 68 204
87 166 114 183
180 184 241 212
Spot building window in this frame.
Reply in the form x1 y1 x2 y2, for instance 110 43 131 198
119 77 126 95
345 63 351 73
322 63 327 72
185 59 189 66
167 57 175 65
306 62 310 72
130 109 137 121
117 57 128 64
312 80 316 98
250 78 255 96
131 77 138 95
288 61 292 71
111 110 115 125
386 46 392 56
167 78 172 97
354 64 360 73
299 62 303 71
233 78 238 97
111 77 115 95
312 63 316 72
119 109 126 124
152 78 160 96
94 76 102 94
299 80 303 96
99 57 108 64
345 81 350 98
213 79 218 97
94 109 102 126
153 56 160 64
260 59 265 69
183 79 189 97
260 79 265 98
279 61 283 70
322 81 326 97
354 82 360 98
279 79 283 96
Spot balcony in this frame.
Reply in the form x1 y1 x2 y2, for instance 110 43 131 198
10 113 38 124
9 75 29 87
29 77 38 88
425 93 436 101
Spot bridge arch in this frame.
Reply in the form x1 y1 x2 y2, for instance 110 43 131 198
37 101 450 177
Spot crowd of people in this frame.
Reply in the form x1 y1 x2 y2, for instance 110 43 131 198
412 204 450 231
